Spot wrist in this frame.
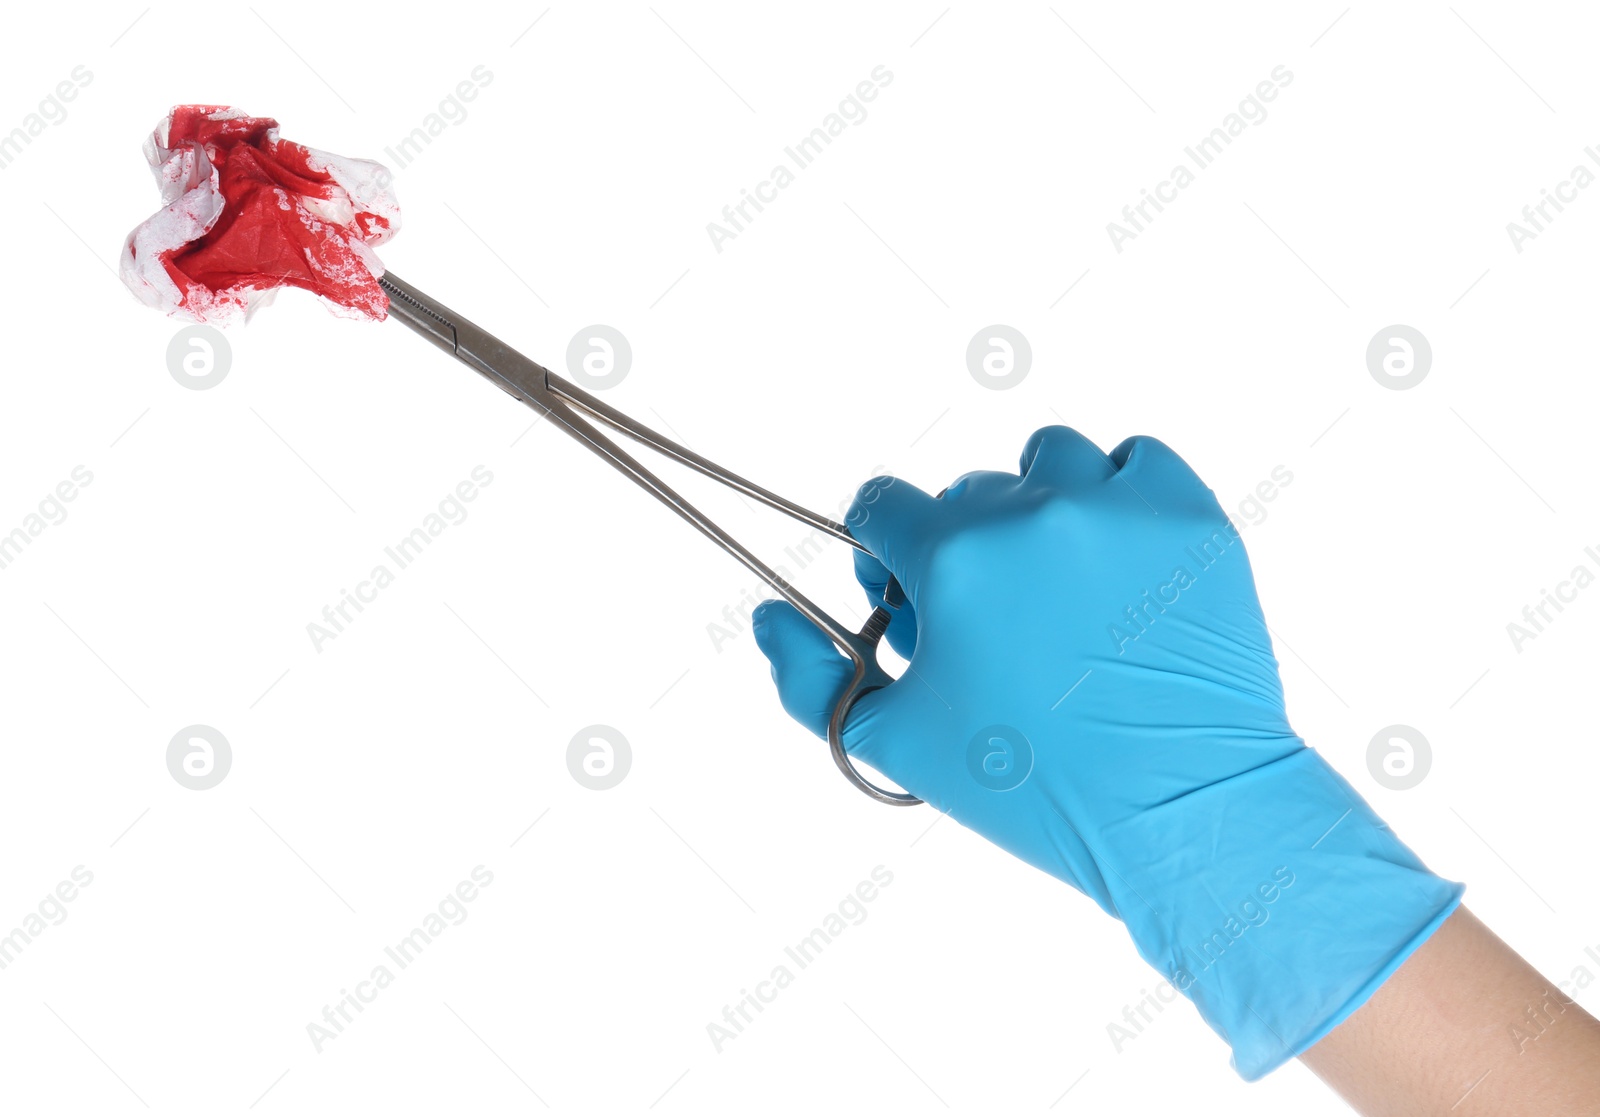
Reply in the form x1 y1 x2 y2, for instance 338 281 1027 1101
1098 746 1464 1079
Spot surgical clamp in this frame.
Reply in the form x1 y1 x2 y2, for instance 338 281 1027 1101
377 272 920 807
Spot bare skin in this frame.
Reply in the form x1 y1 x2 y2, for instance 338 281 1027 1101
1301 907 1600 1115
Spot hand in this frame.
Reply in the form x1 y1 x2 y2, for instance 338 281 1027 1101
753 426 1462 1079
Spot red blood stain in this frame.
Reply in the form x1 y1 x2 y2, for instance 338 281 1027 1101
122 106 399 323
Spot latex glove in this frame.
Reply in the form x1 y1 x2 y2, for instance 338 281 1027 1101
752 426 1462 1079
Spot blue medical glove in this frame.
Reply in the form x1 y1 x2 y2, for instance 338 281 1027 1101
751 426 1462 1080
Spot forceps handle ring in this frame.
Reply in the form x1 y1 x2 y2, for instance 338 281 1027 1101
826 606 918 806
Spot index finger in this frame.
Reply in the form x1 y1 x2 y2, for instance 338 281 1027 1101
844 474 941 594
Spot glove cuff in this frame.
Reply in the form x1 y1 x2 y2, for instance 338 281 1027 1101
1099 747 1464 1080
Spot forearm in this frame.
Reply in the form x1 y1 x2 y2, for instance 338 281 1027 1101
1301 906 1600 1116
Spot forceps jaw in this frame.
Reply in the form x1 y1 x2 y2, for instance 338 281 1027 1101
379 271 559 409
378 271 921 807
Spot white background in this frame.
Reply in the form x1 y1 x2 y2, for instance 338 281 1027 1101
1 2 1597 1114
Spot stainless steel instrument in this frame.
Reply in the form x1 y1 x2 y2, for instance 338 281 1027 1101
379 272 920 806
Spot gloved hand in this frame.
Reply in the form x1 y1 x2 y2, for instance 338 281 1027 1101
752 426 1462 1079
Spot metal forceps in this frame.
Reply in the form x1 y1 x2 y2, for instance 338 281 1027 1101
378 272 920 807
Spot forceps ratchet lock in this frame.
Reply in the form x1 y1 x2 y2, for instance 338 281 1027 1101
378 272 920 807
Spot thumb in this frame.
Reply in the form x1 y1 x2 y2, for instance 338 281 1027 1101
751 599 853 739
